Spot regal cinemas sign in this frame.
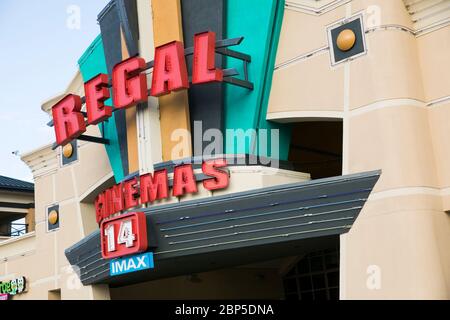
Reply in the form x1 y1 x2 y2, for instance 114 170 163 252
51 31 224 146
97 159 229 259
95 159 229 224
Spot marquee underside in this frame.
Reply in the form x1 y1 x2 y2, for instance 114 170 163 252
65 169 380 287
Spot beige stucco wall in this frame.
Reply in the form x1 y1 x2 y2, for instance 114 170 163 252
417 26 450 102
1 138 310 300
268 0 450 299
0 67 114 299
344 1 450 300
1 0 449 300
0 132 114 300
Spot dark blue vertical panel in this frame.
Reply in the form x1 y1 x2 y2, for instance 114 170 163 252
181 0 224 157
98 1 129 176
117 0 140 57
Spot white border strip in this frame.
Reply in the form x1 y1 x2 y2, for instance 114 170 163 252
274 46 329 70
368 186 450 201
267 111 344 122
349 98 426 117
275 22 450 70
267 97 448 123
285 0 351 15
427 95 450 107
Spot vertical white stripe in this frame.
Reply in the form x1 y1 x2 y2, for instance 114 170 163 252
89 286 94 300
340 1 352 301
137 0 161 175
70 166 84 238
342 63 350 175
52 174 56 203
52 168 59 293
54 231 58 289
339 234 348 300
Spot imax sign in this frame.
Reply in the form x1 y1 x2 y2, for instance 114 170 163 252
110 252 154 277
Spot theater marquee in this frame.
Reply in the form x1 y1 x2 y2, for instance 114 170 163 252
61 0 381 289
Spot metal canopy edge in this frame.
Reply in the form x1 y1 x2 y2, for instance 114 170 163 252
65 170 381 286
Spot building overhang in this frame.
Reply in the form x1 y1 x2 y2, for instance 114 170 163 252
66 169 380 287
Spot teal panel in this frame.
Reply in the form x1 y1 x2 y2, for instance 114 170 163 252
78 35 125 182
224 0 290 160
257 0 291 160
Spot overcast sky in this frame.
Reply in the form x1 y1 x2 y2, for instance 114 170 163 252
0 0 110 182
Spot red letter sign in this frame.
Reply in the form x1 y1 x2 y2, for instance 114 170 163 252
140 170 169 204
107 183 125 214
151 41 189 97
100 212 148 259
52 94 86 146
172 164 198 197
123 178 139 210
95 192 106 224
192 32 223 84
113 57 148 109
85 74 111 124
202 159 229 191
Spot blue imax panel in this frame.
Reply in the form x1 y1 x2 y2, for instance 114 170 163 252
110 252 154 277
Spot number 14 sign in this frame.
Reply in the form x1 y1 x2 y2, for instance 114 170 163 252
100 212 148 259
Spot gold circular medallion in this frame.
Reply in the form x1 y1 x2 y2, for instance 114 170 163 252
62 143 73 159
48 210 59 225
336 29 356 52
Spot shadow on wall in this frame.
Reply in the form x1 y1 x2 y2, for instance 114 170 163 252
288 121 343 179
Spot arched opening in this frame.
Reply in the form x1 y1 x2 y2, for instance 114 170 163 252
282 120 343 300
288 120 343 179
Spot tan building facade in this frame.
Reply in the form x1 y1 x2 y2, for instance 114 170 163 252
269 0 450 299
0 0 449 300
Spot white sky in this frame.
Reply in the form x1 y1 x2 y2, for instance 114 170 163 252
0 0 110 182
